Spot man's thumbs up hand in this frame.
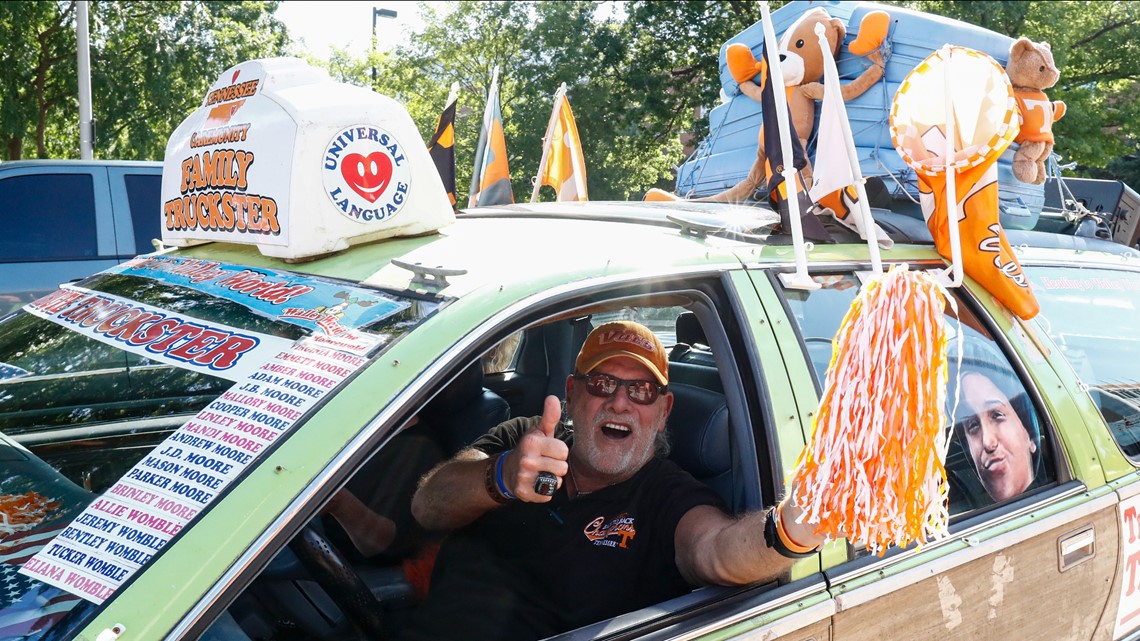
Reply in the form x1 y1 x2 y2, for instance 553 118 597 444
508 395 569 502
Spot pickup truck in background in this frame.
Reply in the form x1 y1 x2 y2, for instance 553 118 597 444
0 159 163 317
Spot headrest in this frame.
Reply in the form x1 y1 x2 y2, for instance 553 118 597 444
666 384 730 478
675 312 707 347
421 361 484 422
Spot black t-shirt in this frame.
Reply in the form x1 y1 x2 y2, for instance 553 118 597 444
400 416 723 641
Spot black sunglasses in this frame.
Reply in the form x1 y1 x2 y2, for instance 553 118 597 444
573 372 667 405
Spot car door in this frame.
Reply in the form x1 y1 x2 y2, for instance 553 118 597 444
112 267 836 641
106 164 163 257
764 262 1118 641
1022 258 1140 640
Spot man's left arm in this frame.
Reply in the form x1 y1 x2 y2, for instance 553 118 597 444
675 501 823 587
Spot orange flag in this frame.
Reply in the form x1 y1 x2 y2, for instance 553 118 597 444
468 67 514 207
891 46 1039 320
534 92 588 202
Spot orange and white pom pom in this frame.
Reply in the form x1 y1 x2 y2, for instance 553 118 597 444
790 264 951 555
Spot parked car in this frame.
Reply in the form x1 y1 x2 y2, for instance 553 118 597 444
5 55 1140 641
3 198 1140 641
0 159 163 318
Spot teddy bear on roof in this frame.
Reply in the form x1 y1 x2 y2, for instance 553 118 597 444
1006 37 1065 185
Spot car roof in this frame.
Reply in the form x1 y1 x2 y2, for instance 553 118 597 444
0 159 162 169
166 200 1140 301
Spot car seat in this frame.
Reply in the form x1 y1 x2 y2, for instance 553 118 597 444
421 360 512 454
669 311 715 366
666 383 735 512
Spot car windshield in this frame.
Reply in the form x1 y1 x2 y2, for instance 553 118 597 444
0 254 437 639
1028 264 1140 457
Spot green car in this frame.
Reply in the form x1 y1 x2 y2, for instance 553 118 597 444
3 200 1140 641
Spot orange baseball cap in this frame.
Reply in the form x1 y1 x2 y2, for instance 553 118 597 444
575 321 669 386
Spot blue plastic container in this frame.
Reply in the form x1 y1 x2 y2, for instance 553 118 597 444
676 0 1044 228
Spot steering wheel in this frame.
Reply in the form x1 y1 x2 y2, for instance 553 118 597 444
288 524 387 639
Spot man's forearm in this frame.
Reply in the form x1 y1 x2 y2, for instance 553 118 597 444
677 501 825 587
411 451 499 531
705 510 797 586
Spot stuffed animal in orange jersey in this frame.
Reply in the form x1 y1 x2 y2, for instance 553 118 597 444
1006 37 1065 185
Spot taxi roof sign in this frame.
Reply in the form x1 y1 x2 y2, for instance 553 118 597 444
161 57 454 261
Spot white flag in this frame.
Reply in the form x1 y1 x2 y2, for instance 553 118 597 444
808 26 892 250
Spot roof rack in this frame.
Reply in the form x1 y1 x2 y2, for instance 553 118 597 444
459 201 935 246
459 201 1140 257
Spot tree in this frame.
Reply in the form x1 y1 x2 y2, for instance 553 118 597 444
0 1 77 159
353 1 778 202
91 1 291 160
0 1 290 161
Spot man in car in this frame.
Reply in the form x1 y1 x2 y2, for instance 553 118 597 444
404 320 823 641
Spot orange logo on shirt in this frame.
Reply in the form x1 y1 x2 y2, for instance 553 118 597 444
583 513 637 548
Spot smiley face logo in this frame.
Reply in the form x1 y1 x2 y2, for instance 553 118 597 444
323 125 412 224
340 151 393 203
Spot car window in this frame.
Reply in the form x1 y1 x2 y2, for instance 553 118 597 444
0 256 438 640
1028 265 1140 458
0 174 98 261
218 288 765 641
123 173 162 254
780 270 1056 516
481 331 522 374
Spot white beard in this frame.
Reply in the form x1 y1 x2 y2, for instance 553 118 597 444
570 407 662 478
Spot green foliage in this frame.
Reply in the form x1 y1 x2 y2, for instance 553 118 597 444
356 1 774 202
895 0 1140 177
0 0 290 160
6 0 1137 192
0 1 78 159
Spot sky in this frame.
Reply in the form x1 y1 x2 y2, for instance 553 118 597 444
274 1 428 60
276 2 626 60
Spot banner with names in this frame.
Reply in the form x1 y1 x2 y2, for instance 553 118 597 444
19 337 370 603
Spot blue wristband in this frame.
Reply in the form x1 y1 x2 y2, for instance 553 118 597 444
495 449 516 500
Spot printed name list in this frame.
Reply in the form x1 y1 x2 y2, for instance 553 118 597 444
20 339 368 604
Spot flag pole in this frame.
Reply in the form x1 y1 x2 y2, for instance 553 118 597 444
468 66 500 208
446 81 459 108
760 1 818 290
939 46 964 287
484 66 500 142
531 82 567 203
813 23 882 275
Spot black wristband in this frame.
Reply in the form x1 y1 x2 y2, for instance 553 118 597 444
764 508 817 559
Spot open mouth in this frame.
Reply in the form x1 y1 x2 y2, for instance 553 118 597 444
601 422 632 440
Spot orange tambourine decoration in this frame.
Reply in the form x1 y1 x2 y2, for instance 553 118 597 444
890 46 1038 320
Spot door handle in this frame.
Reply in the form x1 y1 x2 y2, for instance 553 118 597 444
1058 525 1095 572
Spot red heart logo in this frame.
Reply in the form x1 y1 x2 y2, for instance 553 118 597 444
341 152 393 203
